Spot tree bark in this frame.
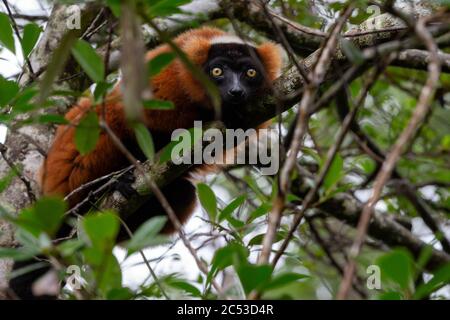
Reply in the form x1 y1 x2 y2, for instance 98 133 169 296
0 3 102 294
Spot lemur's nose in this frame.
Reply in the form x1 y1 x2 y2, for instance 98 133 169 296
228 87 245 98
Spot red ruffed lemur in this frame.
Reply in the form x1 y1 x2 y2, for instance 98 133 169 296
9 27 282 299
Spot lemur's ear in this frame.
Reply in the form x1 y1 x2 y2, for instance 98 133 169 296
171 27 226 104
257 42 283 81
176 37 213 103
183 37 212 66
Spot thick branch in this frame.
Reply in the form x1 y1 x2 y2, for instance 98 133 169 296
393 49 450 73
315 192 450 271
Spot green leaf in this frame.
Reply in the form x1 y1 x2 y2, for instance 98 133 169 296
340 38 365 65
83 248 122 295
226 216 245 229
107 287 134 300
13 86 38 110
248 203 271 222
93 81 114 103
377 291 403 300
83 211 119 250
441 135 450 151
242 175 268 201
0 247 38 261
82 212 121 296
16 197 66 237
21 23 42 57
166 279 202 297
14 229 41 251
236 263 273 294
75 111 100 155
147 52 175 77
98 254 123 295
218 195 246 222
148 0 193 17
37 114 68 124
0 169 16 193
127 216 168 253
57 239 85 257
349 11 372 25
143 99 175 110
71 39 105 83
323 154 344 191
197 183 217 222
329 2 346 11
286 193 301 203
0 75 19 107
248 232 284 246
211 242 248 273
38 32 77 105
414 263 450 299
106 0 122 17
356 156 376 174
0 12 15 53
9 261 49 280
302 147 321 164
262 272 309 291
377 249 414 290
34 197 66 236
133 122 155 161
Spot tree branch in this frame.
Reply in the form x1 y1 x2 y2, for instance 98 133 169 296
337 14 442 300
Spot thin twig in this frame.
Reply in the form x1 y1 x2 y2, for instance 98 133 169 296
306 218 367 298
257 0 309 82
117 215 171 300
64 166 133 202
337 16 442 300
257 5 354 268
271 63 384 269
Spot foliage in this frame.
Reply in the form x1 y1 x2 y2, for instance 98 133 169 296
0 0 449 300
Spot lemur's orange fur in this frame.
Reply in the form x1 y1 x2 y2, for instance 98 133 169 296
40 27 282 232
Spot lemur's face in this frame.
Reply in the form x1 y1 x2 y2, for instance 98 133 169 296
204 43 265 107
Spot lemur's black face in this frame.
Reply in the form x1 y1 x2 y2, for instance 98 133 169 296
204 43 265 107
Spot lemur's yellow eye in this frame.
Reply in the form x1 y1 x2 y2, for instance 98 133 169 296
247 68 257 78
211 67 223 77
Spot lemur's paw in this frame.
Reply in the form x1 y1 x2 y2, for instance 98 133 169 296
114 170 138 199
